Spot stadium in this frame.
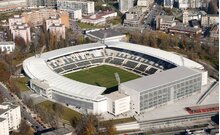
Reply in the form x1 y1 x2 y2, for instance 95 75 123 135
23 41 208 115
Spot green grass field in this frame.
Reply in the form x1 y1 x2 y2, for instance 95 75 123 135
64 65 140 94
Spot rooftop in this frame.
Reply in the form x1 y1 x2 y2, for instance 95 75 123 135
157 15 175 22
0 41 15 46
120 66 199 93
169 25 202 32
87 29 125 39
105 91 129 100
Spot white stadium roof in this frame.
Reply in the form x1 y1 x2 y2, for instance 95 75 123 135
23 41 204 101
106 41 204 69
120 66 200 93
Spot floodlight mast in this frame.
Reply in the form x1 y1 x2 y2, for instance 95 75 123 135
114 72 120 86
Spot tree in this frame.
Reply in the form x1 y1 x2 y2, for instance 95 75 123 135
11 120 33 135
0 60 11 82
208 0 218 14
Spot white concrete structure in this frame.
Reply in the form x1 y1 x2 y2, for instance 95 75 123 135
0 42 15 53
156 15 176 31
163 0 174 8
48 23 66 39
119 66 202 114
182 10 207 25
137 0 154 12
105 91 130 116
86 29 126 42
23 41 206 115
81 11 117 25
57 0 95 15
0 118 9 135
8 15 25 30
119 0 134 13
178 0 209 9
9 15 31 43
46 16 62 30
68 9 82 20
11 23 31 43
0 102 21 133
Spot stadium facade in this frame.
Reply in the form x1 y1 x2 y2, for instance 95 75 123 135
23 41 208 115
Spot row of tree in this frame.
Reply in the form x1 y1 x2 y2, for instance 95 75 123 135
129 31 219 70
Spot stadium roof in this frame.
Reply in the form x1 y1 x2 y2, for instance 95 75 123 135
41 42 106 60
23 41 204 101
120 66 200 93
23 43 106 101
106 41 204 69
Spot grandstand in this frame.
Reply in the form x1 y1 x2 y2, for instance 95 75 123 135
23 41 207 114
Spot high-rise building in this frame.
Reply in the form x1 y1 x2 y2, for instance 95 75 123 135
137 0 154 12
119 0 134 13
26 0 44 7
22 9 69 28
43 0 57 8
163 0 174 8
178 0 209 9
0 102 21 135
8 15 31 43
57 0 95 15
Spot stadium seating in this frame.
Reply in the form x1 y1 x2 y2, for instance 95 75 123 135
46 47 176 76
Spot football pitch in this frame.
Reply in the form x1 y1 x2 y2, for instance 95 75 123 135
64 65 140 94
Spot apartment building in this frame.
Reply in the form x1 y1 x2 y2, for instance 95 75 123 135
57 0 95 15
0 102 21 135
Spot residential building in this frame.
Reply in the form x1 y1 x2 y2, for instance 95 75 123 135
49 23 66 39
81 10 117 25
105 91 130 116
0 118 9 135
46 16 62 30
163 0 174 8
0 42 15 53
26 0 44 7
137 0 154 12
57 0 95 15
22 9 69 28
119 66 202 114
8 15 31 43
0 102 21 133
201 14 219 26
169 25 202 37
8 15 25 30
182 10 207 25
11 23 31 43
0 0 27 11
119 0 134 13
178 0 209 9
123 7 143 27
86 29 126 42
43 0 57 8
62 9 82 20
156 15 176 31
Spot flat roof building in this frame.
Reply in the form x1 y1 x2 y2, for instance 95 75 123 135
105 91 130 116
0 41 15 53
57 0 95 15
0 102 21 134
119 0 134 13
119 66 202 114
86 29 126 42
156 15 176 31
22 9 69 28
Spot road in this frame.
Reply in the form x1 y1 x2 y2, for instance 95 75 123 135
0 82 45 132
